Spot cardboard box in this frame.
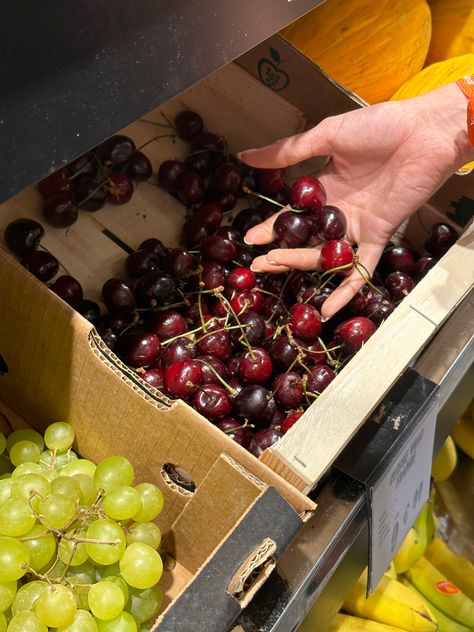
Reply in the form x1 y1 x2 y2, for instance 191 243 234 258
0 34 473 628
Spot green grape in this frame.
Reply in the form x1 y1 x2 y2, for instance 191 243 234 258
11 580 47 615
0 498 35 537
11 463 42 478
126 522 161 550
57 608 98 632
127 585 162 624
119 543 163 589
86 519 126 565
22 524 57 571
51 476 83 503
35 583 77 627
68 560 97 584
70 577 91 610
104 486 142 521
0 457 12 478
0 435 6 456
101 561 121 580
105 575 129 603
0 537 30 581
0 480 13 506
9 441 40 467
44 422 75 453
94 457 134 493
0 475 11 482
58 530 89 566
6 429 44 453
0 580 17 612
37 493 77 529
0 612 5 632
132 484 164 523
72 474 97 505
11 473 51 512
6 610 47 632
38 449 78 469
88 580 125 620
96 611 138 632
61 459 97 478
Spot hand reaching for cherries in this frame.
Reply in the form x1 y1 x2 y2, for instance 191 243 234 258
240 82 474 320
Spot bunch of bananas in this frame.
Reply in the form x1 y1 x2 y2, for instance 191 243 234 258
432 399 474 483
450 401 474 461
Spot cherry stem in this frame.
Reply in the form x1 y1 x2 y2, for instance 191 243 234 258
258 288 291 314
320 262 354 278
215 291 255 358
354 260 382 295
195 360 237 396
138 133 177 152
242 186 284 208
139 118 174 129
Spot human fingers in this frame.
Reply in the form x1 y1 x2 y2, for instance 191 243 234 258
251 246 323 273
320 242 384 320
238 118 334 168
244 208 288 245
250 254 290 274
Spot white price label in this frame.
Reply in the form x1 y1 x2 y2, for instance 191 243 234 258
368 398 438 591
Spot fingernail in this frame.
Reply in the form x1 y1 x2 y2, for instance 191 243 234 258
243 236 253 245
321 316 329 323
250 264 260 272
265 258 278 265
237 149 256 161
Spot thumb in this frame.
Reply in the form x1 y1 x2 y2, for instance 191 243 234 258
238 118 335 168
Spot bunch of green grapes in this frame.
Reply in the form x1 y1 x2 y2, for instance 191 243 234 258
0 422 165 631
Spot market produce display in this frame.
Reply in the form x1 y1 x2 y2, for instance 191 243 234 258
2 109 461 460
0 422 164 631
427 0 474 64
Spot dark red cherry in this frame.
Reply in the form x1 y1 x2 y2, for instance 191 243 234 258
311 205 347 240
120 331 161 368
107 172 134 204
158 160 187 193
266 335 297 370
273 372 303 408
365 299 395 326
233 385 276 425
197 330 232 361
281 411 303 434
164 248 195 278
194 203 223 231
174 110 204 141
217 418 253 448
306 365 335 394
214 164 242 195
230 290 263 314
4 218 45 256
232 206 270 234
192 131 226 153
231 311 266 346
101 329 118 351
38 168 71 199
248 427 282 458
274 186 291 206
99 135 136 166
414 256 436 280
384 271 414 302
99 314 130 334
320 240 354 273
77 299 101 325
126 250 161 278
197 355 230 384
148 310 187 339
163 360 203 399
227 267 256 292
299 339 328 365
334 316 376 353
139 238 169 263
177 172 205 207
380 245 415 275
102 278 136 314
290 272 313 298
347 286 372 315
125 151 153 181
49 275 83 307
274 211 311 248
161 338 197 368
262 296 287 322
201 261 226 290
288 303 322 341
185 151 214 178
181 218 211 248
74 174 108 212
215 226 241 242
290 175 326 212
140 368 164 390
255 168 285 195
193 383 232 421
301 285 335 312
200 235 237 265
233 247 254 271
238 348 273 384
21 251 59 282
135 272 176 307
425 223 458 258
43 195 78 228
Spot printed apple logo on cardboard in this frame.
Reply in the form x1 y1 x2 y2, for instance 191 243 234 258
258 47 289 92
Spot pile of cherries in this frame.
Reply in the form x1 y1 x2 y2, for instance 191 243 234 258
4 108 460 459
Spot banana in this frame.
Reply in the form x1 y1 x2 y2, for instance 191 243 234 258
404 557 474 627
385 561 398 580
343 569 437 632
393 503 430 574
425 491 438 543
451 417 474 459
425 538 474 602
431 436 458 482
329 613 411 631
401 578 471 632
